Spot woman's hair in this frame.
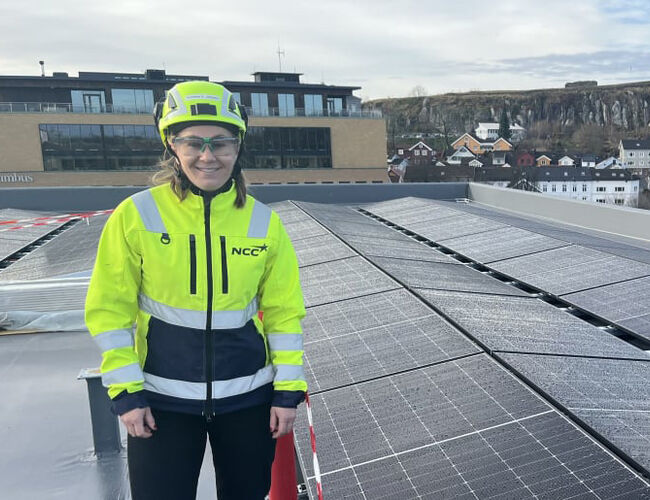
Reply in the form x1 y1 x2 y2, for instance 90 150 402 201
151 125 248 208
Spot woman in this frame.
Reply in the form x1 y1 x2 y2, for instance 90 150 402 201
85 81 306 500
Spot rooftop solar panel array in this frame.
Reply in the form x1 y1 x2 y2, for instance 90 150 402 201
0 208 67 263
279 200 650 498
0 214 107 281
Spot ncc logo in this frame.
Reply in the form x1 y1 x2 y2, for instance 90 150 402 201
231 244 268 256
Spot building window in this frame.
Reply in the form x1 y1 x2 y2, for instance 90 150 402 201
596 199 605 203
640 152 645 157
596 186 606 192
614 186 624 192
251 93 269 116
232 92 241 103
326 97 343 115
414 150 420 156
71 90 106 113
39 123 161 171
634 186 638 192
245 126 331 169
562 184 567 192
551 184 556 192
572 185 577 192
278 93 295 117
304 94 323 116
542 185 547 192
111 88 154 113
421 150 428 156
397 149 404 155
614 199 625 205
582 184 587 192
629 152 634 157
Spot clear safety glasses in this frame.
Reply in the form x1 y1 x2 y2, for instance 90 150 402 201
172 136 240 157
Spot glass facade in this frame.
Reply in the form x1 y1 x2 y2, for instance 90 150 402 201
111 88 154 113
251 93 269 116
304 94 323 116
327 97 343 115
71 90 106 113
278 93 295 116
245 127 331 169
39 124 161 171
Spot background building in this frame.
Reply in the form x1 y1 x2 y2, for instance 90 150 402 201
0 69 387 186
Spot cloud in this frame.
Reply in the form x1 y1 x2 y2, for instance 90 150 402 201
0 0 649 99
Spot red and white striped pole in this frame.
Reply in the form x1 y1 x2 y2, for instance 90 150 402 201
305 392 324 500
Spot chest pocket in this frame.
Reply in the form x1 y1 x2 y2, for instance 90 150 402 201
140 231 202 302
224 236 268 298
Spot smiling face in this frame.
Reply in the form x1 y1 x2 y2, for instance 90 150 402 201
169 124 239 192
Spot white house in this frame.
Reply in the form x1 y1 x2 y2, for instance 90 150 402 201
619 139 650 169
447 146 475 164
596 157 623 169
475 122 526 141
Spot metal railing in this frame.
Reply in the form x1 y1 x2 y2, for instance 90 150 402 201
0 102 383 119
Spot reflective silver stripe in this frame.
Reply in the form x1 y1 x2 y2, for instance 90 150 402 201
274 364 306 382
138 293 258 330
143 365 274 400
102 363 144 387
93 329 134 352
247 201 272 238
131 189 167 233
267 333 303 352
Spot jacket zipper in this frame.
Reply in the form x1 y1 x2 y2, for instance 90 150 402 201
220 236 229 294
202 198 214 421
189 234 196 295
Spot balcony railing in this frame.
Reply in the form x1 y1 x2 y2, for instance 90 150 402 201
0 102 383 119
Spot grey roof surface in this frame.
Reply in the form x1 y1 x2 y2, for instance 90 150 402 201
2 195 650 499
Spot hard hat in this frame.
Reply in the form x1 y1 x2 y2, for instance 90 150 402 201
154 81 247 146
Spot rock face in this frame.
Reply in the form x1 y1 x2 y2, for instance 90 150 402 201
365 81 650 135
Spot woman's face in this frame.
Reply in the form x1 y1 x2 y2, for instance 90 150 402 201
169 124 239 192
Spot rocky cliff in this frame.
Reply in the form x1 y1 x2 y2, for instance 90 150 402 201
364 81 650 136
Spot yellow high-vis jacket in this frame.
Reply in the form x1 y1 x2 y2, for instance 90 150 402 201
85 182 306 416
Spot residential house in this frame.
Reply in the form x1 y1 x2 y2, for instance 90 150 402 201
536 154 553 167
516 151 535 167
451 133 513 155
619 139 650 169
446 146 475 164
475 122 526 141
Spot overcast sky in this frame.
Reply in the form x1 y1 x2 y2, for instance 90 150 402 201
1 1 649 100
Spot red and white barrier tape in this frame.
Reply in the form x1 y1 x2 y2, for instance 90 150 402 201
305 392 324 500
0 209 114 233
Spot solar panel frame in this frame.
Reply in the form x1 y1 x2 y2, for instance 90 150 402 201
438 226 572 264
415 289 650 360
300 256 401 307
496 353 650 474
339 234 457 263
406 214 508 242
489 245 650 296
563 276 650 342
292 234 357 268
371 257 531 296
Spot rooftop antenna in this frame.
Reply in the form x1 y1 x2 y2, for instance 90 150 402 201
277 43 285 72
39 60 45 77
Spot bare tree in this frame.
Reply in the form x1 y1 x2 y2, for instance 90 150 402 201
408 85 428 98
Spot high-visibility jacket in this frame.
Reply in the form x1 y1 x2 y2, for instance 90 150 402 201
85 182 306 416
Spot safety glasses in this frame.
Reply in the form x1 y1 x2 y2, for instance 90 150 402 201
172 136 240 156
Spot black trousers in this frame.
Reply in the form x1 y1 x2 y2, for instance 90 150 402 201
127 404 276 500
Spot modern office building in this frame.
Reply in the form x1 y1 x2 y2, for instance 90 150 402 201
0 69 386 186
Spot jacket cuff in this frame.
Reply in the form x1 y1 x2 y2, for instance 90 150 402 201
272 390 305 408
111 390 149 416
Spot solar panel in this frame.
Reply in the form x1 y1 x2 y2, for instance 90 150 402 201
292 234 357 268
416 289 650 360
275 209 313 225
300 256 400 307
490 246 650 296
371 257 531 296
379 206 460 226
496 353 650 473
295 354 650 498
303 291 481 392
362 197 435 217
0 209 67 262
0 215 107 281
563 276 650 342
283 219 330 242
315 219 409 241
406 214 507 242
438 226 571 264
0 279 88 313
297 203 381 227
339 234 457 263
